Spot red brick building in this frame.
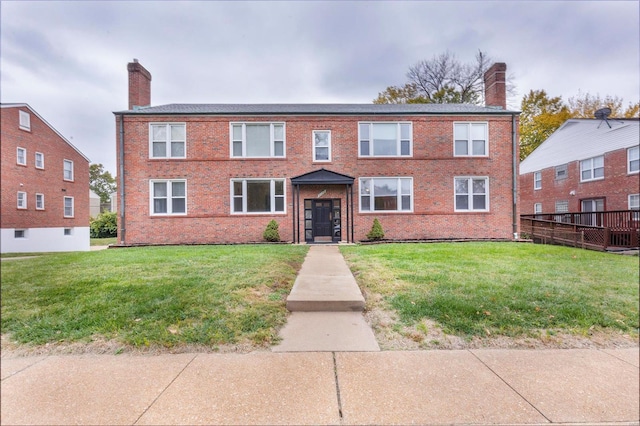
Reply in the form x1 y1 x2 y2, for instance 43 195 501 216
114 60 520 245
520 118 639 216
1 104 90 253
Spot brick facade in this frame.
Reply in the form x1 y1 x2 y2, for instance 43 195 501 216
1 104 90 252
115 61 519 245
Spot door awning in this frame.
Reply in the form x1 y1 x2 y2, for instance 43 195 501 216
290 168 355 185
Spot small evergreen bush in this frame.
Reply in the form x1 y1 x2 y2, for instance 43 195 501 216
366 218 385 241
90 211 117 238
263 220 280 242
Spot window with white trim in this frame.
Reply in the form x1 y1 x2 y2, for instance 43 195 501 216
454 177 489 211
150 123 186 158
64 196 74 217
150 180 187 215
555 164 568 180
534 171 542 190
555 200 569 213
629 194 640 220
580 155 604 182
19 110 30 131
17 191 27 209
359 122 412 157
313 130 331 162
35 152 44 169
454 122 488 156
17 147 26 165
63 159 74 181
36 193 44 210
534 203 542 214
359 177 413 212
231 179 285 214
628 146 639 174
231 123 285 158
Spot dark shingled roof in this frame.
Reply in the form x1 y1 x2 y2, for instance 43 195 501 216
115 103 518 115
291 168 355 185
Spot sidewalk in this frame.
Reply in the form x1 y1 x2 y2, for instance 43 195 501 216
2 348 638 425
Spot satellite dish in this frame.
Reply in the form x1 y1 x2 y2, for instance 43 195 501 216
594 107 611 120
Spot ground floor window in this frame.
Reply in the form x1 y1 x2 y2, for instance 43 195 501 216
534 203 542 214
454 177 489 211
150 180 187 215
629 194 639 220
64 196 74 218
14 229 26 238
231 178 285 214
359 177 412 212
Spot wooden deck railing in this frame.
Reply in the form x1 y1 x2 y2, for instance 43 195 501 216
520 210 639 251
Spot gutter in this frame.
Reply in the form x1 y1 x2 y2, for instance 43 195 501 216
512 113 518 239
117 114 126 244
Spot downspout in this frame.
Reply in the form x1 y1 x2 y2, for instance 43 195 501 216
118 114 126 244
512 113 518 239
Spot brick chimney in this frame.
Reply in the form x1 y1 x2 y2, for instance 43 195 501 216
484 62 506 109
127 59 152 110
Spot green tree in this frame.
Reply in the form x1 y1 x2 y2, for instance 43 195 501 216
366 218 385 241
519 90 571 160
89 163 116 204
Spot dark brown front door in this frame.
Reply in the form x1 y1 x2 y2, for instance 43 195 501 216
313 200 332 238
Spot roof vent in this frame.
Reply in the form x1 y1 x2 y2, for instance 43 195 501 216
594 107 611 128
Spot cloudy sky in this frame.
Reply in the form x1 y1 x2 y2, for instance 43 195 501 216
2 1 638 174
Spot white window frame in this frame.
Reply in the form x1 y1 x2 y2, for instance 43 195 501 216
19 110 30 131
64 196 74 218
358 122 412 157
63 159 74 181
453 122 489 157
36 193 44 210
534 203 542 214
534 171 542 190
230 123 286 158
312 130 331 162
35 152 44 169
454 176 490 212
580 155 604 182
629 194 640 220
230 178 286 214
149 179 187 216
628 146 639 174
149 123 186 159
17 147 26 165
359 177 413 213
17 191 27 209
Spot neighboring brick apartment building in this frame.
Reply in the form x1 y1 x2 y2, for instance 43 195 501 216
520 118 639 216
1 104 90 253
114 60 520 245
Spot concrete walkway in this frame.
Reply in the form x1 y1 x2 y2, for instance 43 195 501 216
273 245 379 352
2 348 638 425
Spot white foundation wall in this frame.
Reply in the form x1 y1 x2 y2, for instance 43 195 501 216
1 227 90 253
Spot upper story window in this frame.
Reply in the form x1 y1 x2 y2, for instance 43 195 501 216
35 152 44 169
454 122 488 156
63 159 74 181
454 177 489 212
17 147 26 165
150 123 186 158
231 178 285 214
313 130 331 162
17 191 27 209
64 196 74 218
19 110 31 131
555 163 568 180
231 123 285 158
534 171 542 190
359 177 413 212
628 146 639 174
359 122 412 157
580 155 604 182
150 180 187 215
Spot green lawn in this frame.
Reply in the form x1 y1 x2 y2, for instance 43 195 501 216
90 237 117 246
341 242 639 340
1 245 308 350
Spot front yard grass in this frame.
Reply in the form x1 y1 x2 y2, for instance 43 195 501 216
341 242 639 345
1 245 308 351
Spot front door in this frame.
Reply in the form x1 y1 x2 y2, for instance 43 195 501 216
313 200 332 241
